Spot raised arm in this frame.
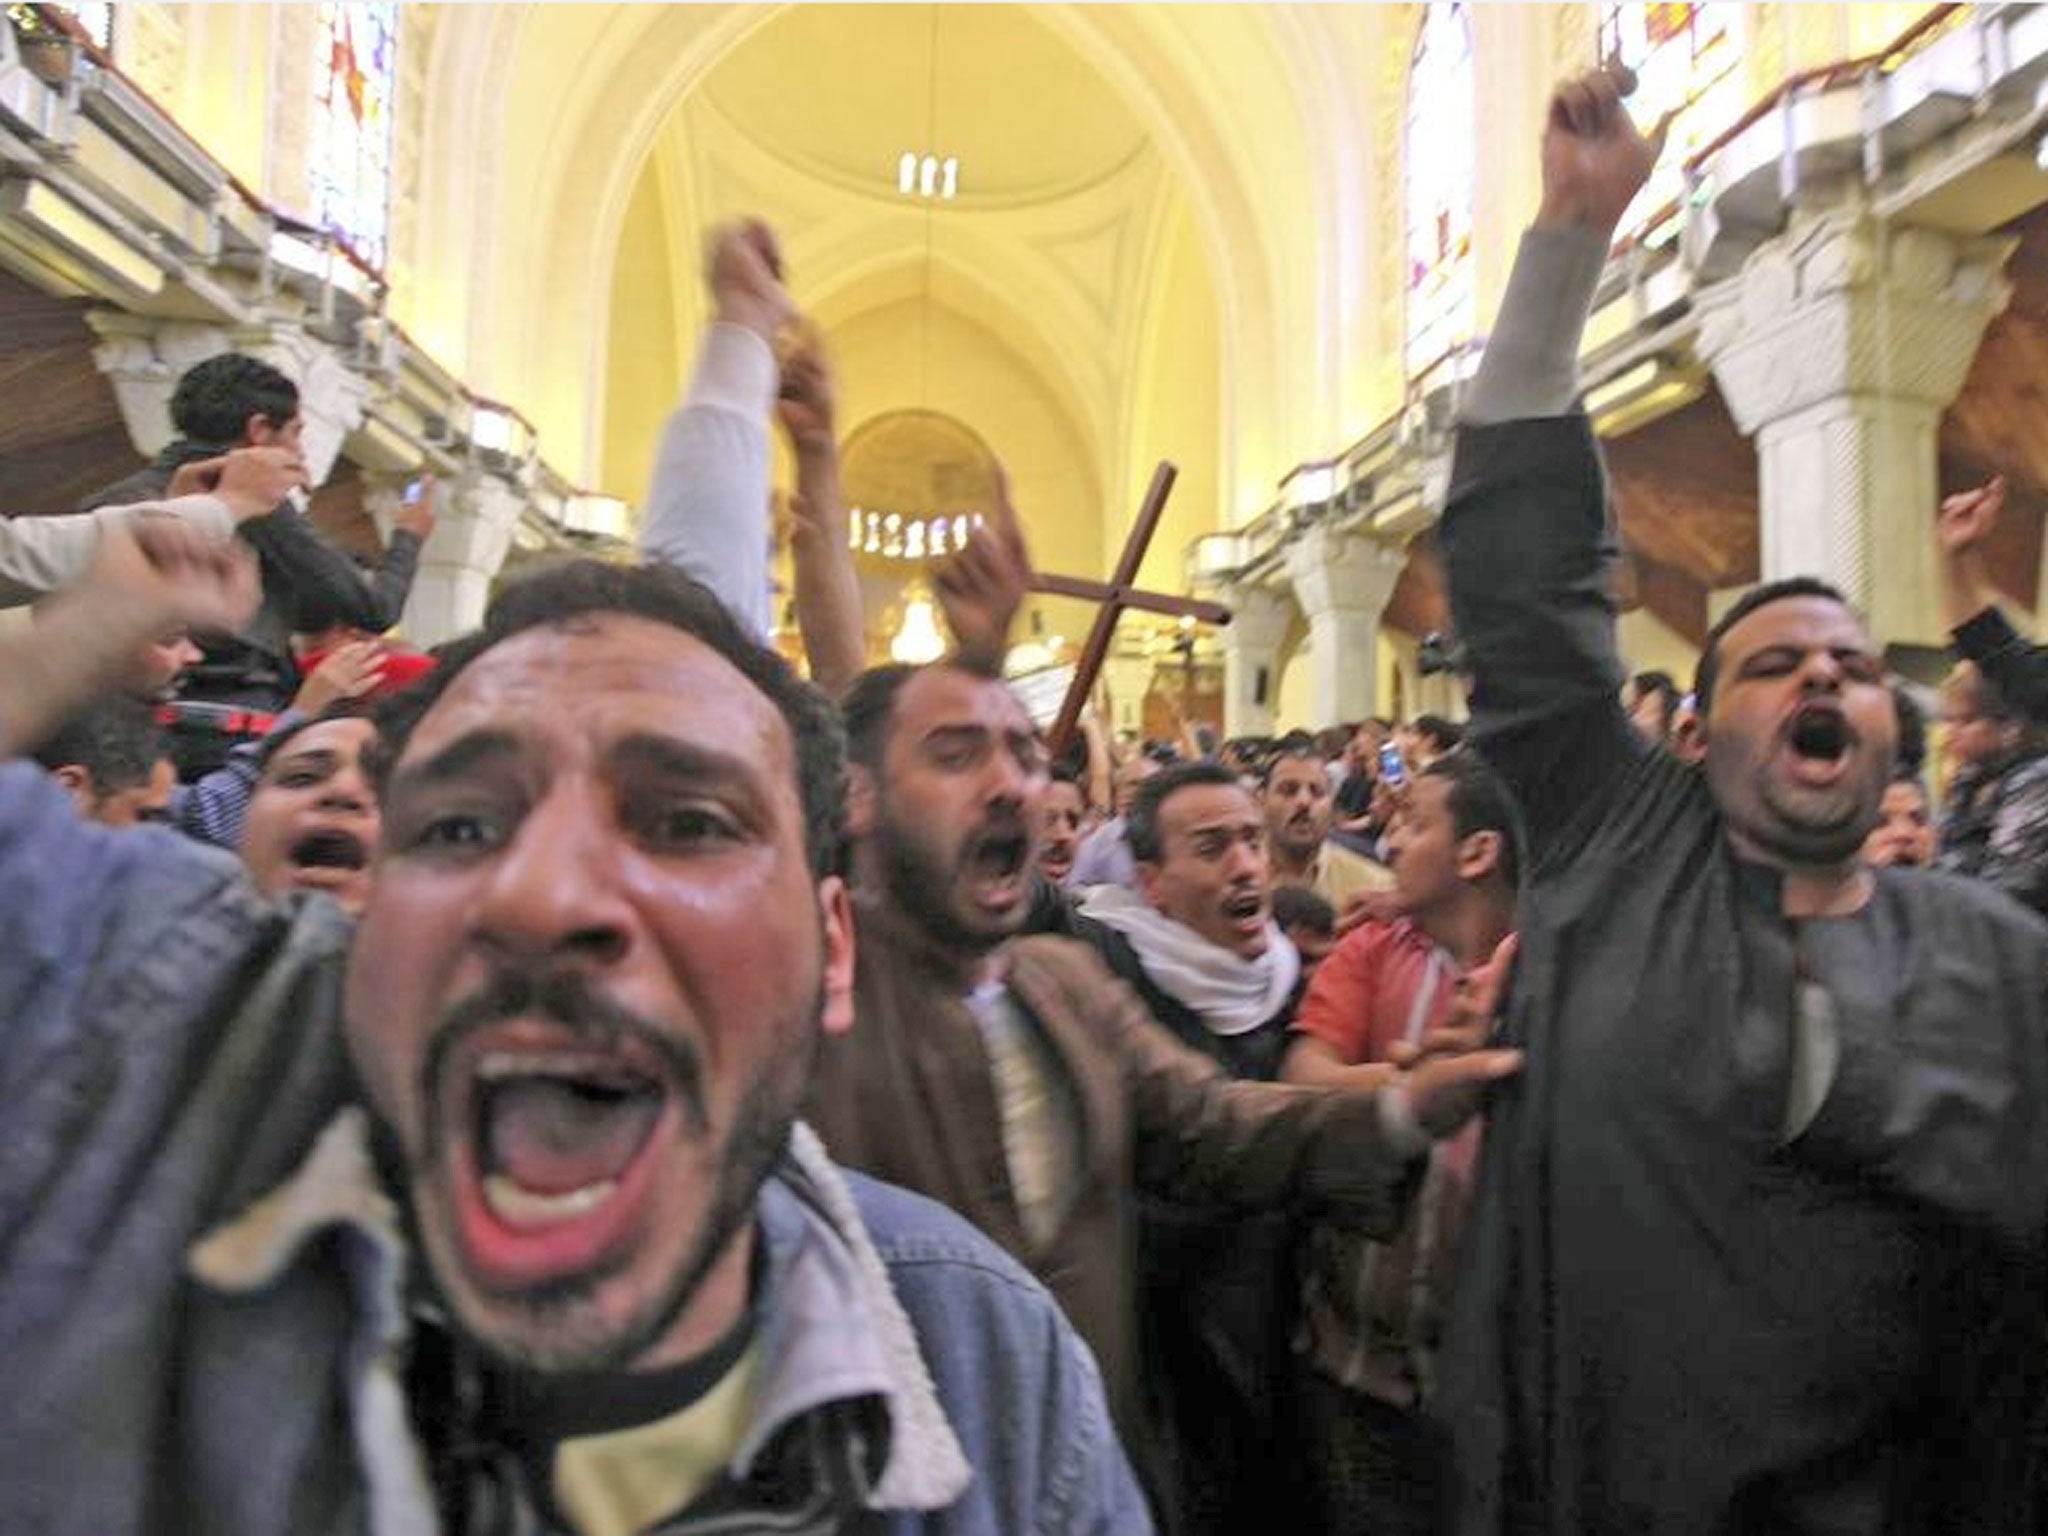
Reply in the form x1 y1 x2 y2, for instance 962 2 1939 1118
1036 944 1515 1229
1443 67 1664 856
933 464 1030 677
0 447 301 610
777 338 867 694
638 220 793 641
1938 478 2048 720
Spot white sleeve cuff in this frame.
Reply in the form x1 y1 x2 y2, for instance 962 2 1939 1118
686 322 778 420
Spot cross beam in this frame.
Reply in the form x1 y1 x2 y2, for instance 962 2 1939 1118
1036 460 1232 755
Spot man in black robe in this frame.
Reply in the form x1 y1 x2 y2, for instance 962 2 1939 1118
1438 67 2048 1535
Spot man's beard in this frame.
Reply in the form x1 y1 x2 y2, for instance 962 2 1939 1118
370 971 821 1376
875 798 1019 953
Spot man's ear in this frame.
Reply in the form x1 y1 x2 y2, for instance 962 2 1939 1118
1455 828 1503 885
846 762 878 840
1134 860 1165 910
50 764 94 816
816 875 857 1035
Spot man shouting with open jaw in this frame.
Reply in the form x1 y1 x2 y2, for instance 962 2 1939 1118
1437 64 2048 1536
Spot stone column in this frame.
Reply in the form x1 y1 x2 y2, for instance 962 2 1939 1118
88 312 370 485
1284 525 1406 727
1695 211 2012 647
1099 653 1156 740
1217 582 1293 739
401 473 523 646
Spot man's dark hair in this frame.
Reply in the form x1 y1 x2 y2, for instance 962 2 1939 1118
370 561 847 879
841 663 920 773
31 695 167 794
1258 739 1328 789
1419 748 1522 890
1271 883 1336 939
1630 670 1680 731
1412 715 1466 755
841 661 1040 786
1127 758 1246 864
1891 683 1928 778
255 701 374 773
1047 763 1083 791
169 353 300 445
1692 577 1853 714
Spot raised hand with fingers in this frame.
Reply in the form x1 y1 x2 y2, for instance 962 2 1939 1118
1937 477 2005 557
934 463 1032 676
393 475 438 541
1390 932 1523 1138
776 331 837 457
293 638 387 715
100 518 262 640
705 218 794 342
169 446 309 522
1537 63 1668 235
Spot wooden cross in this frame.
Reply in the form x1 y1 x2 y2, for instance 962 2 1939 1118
1032 460 1232 756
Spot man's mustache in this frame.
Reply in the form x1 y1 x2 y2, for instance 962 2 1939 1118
422 969 709 1140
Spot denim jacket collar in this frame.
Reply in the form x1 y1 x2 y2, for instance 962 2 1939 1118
188 1112 970 1529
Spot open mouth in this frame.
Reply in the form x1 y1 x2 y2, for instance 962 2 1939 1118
964 826 1032 910
288 826 368 873
1782 704 1857 787
443 1035 680 1291
1221 888 1265 928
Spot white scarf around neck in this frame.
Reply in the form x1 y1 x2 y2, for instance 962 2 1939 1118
1079 884 1300 1037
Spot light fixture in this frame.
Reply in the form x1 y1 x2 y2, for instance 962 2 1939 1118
470 403 519 455
891 586 947 664
893 151 960 200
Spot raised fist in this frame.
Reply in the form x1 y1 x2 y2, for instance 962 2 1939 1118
705 219 794 341
1537 64 1668 235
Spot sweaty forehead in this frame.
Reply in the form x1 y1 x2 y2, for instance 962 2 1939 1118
896 666 1033 740
400 617 792 772
1164 782 1260 835
1718 595 1874 668
273 717 375 771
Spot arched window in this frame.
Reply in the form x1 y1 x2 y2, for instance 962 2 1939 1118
308 2 398 269
1404 2 1477 380
1598 3 1744 244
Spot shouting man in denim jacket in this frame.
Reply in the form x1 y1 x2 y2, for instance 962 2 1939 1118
0 522 1147 1536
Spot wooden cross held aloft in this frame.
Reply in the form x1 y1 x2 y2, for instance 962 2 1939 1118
1031 460 1232 756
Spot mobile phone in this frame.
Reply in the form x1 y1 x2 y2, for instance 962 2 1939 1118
1377 741 1408 790
402 477 424 504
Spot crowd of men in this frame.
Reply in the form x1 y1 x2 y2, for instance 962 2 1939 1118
1 66 2044 1536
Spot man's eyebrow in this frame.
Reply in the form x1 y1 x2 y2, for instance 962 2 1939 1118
608 732 770 791
387 730 524 796
266 748 338 777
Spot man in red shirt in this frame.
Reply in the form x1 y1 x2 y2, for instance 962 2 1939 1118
1280 748 1519 1535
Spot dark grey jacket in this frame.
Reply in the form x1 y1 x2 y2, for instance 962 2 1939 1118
83 445 423 690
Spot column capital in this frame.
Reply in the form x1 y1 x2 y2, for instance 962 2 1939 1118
1696 211 2012 433
1217 581 1293 652
1285 524 1408 620
86 312 372 485
401 470 526 646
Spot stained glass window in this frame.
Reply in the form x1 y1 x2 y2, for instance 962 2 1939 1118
1598 3 1744 244
1404 2 1477 380
308 2 397 270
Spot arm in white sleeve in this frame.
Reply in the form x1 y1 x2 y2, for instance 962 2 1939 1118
0 496 237 610
637 323 777 641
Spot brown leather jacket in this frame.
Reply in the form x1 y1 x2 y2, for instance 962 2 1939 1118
806 896 1427 1450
